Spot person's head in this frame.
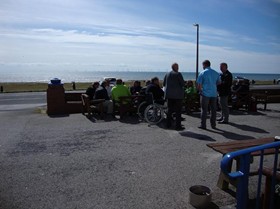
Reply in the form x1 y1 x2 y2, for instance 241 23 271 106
145 80 151 86
92 82 99 89
172 63 179 72
116 79 123 85
202 60 211 69
151 77 160 85
220 62 228 73
105 79 110 86
133 80 140 87
101 81 108 88
187 80 193 87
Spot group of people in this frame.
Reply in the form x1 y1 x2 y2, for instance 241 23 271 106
197 61 232 129
85 60 233 131
85 76 165 117
162 60 232 130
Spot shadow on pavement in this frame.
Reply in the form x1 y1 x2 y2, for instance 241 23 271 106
228 122 269 133
180 131 216 141
207 127 256 140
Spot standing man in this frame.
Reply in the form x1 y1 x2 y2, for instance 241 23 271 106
163 63 185 130
196 60 221 129
217 63 232 124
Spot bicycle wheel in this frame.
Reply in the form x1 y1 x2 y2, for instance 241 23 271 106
144 104 164 125
137 101 148 120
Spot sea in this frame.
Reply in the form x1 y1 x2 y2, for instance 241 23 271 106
0 69 279 83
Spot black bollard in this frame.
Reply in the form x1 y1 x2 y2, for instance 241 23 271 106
72 82 76 90
0 86 3 93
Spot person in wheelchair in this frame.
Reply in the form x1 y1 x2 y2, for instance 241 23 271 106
231 78 250 109
146 77 165 105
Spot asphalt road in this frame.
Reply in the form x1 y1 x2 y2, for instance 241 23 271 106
0 93 280 209
0 92 46 111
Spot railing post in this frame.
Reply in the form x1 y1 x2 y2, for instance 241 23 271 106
236 154 251 209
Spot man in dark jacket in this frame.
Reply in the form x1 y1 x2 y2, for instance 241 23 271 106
217 63 232 124
163 63 185 130
86 82 99 100
95 81 113 114
146 77 164 105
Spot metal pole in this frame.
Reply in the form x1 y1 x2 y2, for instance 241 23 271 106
194 24 199 81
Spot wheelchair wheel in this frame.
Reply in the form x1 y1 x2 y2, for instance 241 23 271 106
137 101 148 120
144 104 164 125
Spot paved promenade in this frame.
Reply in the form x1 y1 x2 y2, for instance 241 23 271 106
0 99 279 209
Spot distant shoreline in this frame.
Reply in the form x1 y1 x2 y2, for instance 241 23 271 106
1 71 279 83
0 80 279 93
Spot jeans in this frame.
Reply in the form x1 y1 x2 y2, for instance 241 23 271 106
219 96 229 122
200 95 217 128
167 99 183 128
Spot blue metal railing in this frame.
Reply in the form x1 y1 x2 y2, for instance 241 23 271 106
221 140 280 209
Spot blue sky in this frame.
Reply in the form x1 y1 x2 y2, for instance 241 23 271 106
0 0 280 74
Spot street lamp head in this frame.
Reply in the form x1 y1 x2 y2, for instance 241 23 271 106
193 23 199 27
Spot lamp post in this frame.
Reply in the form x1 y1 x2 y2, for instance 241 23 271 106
193 23 199 80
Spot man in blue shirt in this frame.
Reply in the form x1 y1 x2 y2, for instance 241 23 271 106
196 60 221 129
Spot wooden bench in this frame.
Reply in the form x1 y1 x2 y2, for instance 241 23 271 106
81 94 104 118
207 137 278 192
65 92 83 113
251 88 280 110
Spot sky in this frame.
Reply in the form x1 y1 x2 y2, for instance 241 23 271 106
0 0 280 74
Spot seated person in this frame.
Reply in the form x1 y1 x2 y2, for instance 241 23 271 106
94 81 114 114
130 80 142 95
139 80 151 96
231 79 250 109
185 80 196 96
146 77 164 105
86 82 99 100
184 80 198 113
111 79 131 105
104 79 113 99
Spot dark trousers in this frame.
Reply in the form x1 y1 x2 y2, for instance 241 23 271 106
167 99 183 128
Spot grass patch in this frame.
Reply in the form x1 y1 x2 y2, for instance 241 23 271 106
0 80 275 93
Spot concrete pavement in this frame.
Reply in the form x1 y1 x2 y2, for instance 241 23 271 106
0 101 279 209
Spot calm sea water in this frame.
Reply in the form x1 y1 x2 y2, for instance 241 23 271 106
0 69 279 83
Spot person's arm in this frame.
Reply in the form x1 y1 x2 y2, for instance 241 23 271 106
127 87 131 96
216 75 222 85
178 73 185 88
197 83 202 93
163 74 167 87
111 88 116 101
196 74 202 93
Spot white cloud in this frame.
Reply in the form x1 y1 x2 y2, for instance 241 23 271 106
0 27 279 74
0 0 279 75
